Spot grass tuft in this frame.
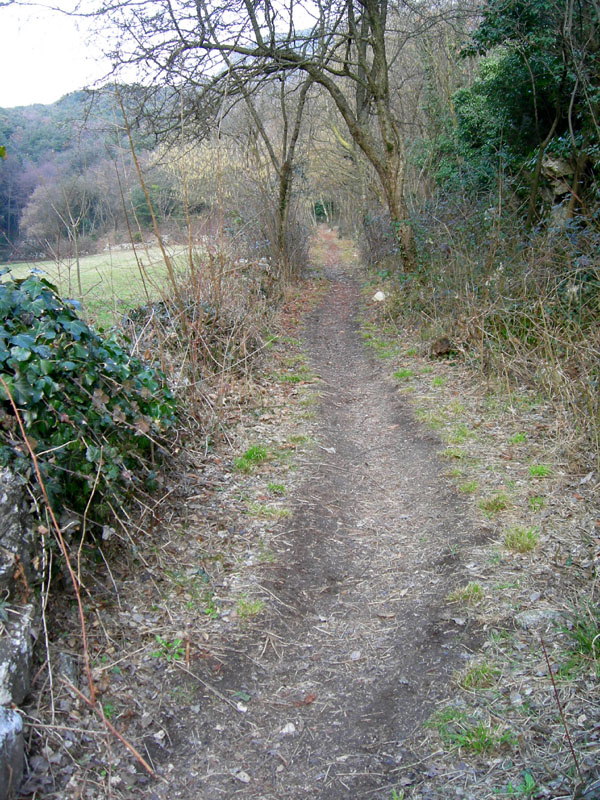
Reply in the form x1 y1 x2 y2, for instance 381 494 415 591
479 492 511 514
504 526 539 553
234 445 268 472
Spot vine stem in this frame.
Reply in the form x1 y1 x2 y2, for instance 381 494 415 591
1 376 161 779
65 681 158 779
0 376 96 705
540 636 584 785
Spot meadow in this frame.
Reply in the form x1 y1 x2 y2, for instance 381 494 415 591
4 244 189 328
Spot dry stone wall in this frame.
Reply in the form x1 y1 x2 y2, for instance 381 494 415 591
0 468 39 799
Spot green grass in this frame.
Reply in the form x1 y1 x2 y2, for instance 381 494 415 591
234 445 269 473
267 482 286 495
428 706 514 754
528 495 546 511
447 423 471 444
460 661 499 689
415 408 445 429
528 464 552 478
432 375 447 386
497 771 537 796
509 432 527 444
6 246 185 328
442 446 467 460
393 368 415 380
563 601 600 674
479 492 511 514
151 635 185 662
504 526 539 553
289 433 311 445
246 501 291 520
277 368 312 384
447 582 484 605
459 480 478 494
236 595 265 619
299 391 319 407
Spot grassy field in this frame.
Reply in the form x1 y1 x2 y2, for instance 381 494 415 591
5 245 190 328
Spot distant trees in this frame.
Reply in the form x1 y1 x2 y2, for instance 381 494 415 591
0 89 172 260
88 0 469 267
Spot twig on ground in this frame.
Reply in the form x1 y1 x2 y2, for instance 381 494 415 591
64 680 160 779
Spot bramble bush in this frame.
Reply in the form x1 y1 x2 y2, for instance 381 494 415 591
0 271 176 516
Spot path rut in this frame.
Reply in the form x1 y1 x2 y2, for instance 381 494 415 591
162 234 483 799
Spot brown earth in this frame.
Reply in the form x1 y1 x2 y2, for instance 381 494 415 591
24 229 599 800
128 230 485 799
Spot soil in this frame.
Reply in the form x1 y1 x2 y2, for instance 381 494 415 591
21 228 600 799
138 230 485 800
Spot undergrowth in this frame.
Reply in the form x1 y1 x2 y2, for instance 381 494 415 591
0 272 175 515
364 204 600 468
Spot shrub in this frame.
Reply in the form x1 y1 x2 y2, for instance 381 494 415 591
0 272 175 515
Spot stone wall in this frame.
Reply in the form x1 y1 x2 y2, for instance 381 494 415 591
0 468 39 799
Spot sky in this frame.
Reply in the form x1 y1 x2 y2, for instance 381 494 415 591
0 3 111 107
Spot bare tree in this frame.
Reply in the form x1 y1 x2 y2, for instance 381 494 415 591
85 0 463 267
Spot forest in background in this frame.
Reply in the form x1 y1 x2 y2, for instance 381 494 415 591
0 0 599 457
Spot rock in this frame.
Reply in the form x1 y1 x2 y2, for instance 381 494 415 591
515 608 560 631
280 722 296 736
372 291 386 302
0 706 23 800
0 468 38 598
0 604 35 706
430 336 453 358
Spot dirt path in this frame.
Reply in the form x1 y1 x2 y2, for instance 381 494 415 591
147 231 485 799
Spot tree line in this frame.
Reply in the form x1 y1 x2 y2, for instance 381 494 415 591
1 0 598 272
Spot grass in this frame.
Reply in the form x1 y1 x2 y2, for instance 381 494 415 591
479 492 511 514
277 368 312 384
459 480 478 494
428 706 514 754
563 601 600 674
6 245 184 328
267 482 286 495
236 595 265 619
432 375 447 386
289 433 311 445
415 408 445 429
393 368 415 380
234 445 269 473
528 463 552 478
447 423 471 444
299 391 320 407
460 662 499 689
504 526 539 553
528 495 546 511
442 446 467 460
246 501 291 520
151 635 185 662
496 772 537 796
447 582 484 605
509 432 527 444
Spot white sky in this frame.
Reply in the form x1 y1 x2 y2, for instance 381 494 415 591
0 3 112 107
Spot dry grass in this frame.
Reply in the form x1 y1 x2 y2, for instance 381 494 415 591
21 262 324 798
361 294 600 798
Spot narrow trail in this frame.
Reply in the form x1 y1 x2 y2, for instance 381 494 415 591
164 232 484 799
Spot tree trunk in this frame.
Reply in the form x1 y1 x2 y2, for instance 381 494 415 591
526 116 559 229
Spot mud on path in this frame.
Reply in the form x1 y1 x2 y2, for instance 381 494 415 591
150 231 486 799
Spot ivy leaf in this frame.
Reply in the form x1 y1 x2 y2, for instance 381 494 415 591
10 333 35 349
10 346 32 362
